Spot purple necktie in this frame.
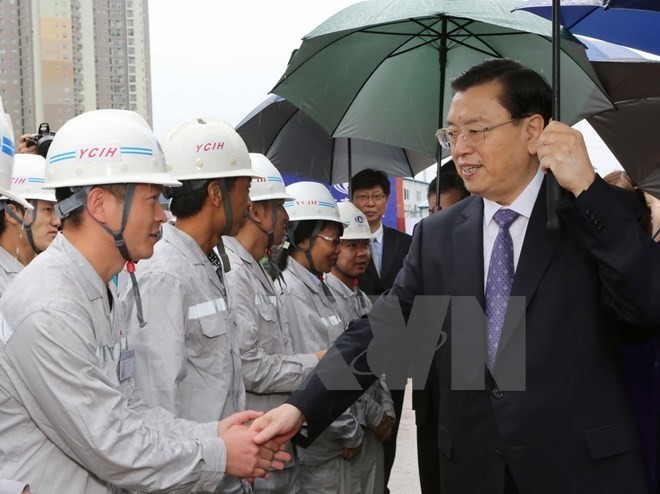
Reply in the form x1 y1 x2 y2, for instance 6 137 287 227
485 208 520 369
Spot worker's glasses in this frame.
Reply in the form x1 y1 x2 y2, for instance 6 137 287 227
317 234 342 247
435 117 524 149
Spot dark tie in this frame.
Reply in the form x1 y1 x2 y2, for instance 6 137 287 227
485 208 520 369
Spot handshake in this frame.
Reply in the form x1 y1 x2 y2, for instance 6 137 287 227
218 407 303 479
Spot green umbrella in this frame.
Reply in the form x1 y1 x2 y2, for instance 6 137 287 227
272 0 613 162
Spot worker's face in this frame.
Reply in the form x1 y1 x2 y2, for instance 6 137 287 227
439 188 465 210
264 200 288 246
335 238 371 278
226 177 252 236
121 184 167 260
352 186 388 227
24 200 60 252
310 223 342 274
448 81 540 206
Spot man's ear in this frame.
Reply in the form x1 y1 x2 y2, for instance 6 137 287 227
248 201 265 222
527 114 545 155
207 180 224 208
86 187 110 224
4 204 23 226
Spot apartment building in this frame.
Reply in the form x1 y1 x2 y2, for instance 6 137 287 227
0 0 152 138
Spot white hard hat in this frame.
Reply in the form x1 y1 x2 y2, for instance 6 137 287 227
11 154 56 202
162 117 259 181
338 201 372 240
43 109 181 189
249 153 294 202
0 101 32 209
284 181 347 225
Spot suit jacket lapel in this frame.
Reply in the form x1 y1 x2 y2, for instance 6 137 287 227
496 180 564 360
452 197 485 307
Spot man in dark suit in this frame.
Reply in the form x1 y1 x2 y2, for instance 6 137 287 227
351 168 412 493
251 58 660 493
414 165 469 494
351 169 412 296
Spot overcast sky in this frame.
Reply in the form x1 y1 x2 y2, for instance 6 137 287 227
147 0 356 139
146 0 624 177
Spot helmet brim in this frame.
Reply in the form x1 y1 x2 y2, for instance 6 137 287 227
0 189 34 210
250 192 296 202
43 173 182 189
169 167 262 181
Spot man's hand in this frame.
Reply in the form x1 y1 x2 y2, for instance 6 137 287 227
218 410 292 478
342 444 362 460
217 410 264 436
315 350 327 361
537 121 596 197
249 403 305 445
16 135 38 155
372 413 393 443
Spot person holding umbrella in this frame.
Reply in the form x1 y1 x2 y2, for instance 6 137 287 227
249 57 660 494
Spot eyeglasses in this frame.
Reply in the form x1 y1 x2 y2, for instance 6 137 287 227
435 117 524 149
353 193 387 203
316 234 342 247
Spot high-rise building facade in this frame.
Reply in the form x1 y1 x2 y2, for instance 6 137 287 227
0 0 152 138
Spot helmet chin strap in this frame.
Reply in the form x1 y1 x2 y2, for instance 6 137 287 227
246 200 277 249
59 184 149 328
247 201 284 286
0 201 41 255
94 184 149 328
216 179 233 273
12 199 42 254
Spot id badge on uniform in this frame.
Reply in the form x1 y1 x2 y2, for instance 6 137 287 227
119 348 135 382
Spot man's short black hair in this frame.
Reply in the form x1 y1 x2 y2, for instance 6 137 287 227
351 168 390 196
427 173 469 202
169 177 238 219
450 58 552 126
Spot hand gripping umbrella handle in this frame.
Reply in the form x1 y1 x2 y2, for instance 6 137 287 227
547 0 566 230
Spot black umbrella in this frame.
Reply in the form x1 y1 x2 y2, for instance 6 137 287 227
587 60 660 199
236 95 436 193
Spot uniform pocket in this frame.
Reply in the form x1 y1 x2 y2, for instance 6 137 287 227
198 312 229 338
257 303 277 323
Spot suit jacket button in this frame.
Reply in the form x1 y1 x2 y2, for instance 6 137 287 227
494 449 506 460
492 387 504 399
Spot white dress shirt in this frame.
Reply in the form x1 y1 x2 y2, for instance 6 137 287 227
482 169 544 291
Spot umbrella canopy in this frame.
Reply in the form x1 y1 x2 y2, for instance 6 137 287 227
271 0 613 160
587 60 660 199
236 95 435 185
516 0 660 55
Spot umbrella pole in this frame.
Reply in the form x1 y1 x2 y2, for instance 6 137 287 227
347 138 353 198
435 16 447 211
547 0 565 230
